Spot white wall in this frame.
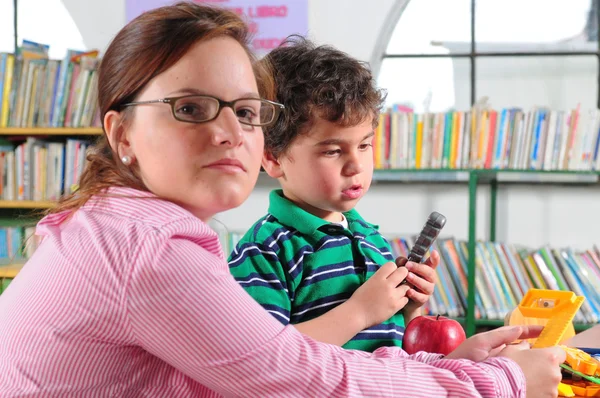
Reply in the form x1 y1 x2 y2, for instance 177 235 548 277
453 57 598 112
62 0 125 53
61 0 600 250
447 41 599 112
62 0 397 62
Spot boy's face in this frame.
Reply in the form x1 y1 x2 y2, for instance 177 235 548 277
272 116 374 222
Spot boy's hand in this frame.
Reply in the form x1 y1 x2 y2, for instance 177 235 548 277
396 250 440 322
346 262 410 330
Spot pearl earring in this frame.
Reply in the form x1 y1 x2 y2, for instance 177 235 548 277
121 155 132 166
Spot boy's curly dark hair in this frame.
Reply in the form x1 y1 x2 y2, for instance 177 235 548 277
262 35 387 157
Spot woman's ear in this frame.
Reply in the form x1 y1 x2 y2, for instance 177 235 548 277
262 150 284 179
104 110 135 163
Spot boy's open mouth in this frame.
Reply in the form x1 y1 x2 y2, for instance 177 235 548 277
342 184 363 199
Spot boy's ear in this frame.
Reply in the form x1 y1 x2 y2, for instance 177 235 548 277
262 150 284 178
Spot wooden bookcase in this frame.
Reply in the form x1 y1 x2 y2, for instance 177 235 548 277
0 127 102 281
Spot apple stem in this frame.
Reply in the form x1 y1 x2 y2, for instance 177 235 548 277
436 314 440 320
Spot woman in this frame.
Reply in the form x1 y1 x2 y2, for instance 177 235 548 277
0 3 563 397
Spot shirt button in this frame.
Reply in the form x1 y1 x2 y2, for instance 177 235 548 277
321 226 339 234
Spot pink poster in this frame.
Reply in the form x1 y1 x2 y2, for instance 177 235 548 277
125 0 309 55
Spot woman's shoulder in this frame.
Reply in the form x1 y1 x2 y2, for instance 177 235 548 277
29 187 222 287
38 187 214 243
84 187 195 227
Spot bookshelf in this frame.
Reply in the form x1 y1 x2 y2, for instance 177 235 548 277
0 264 23 278
373 169 600 184
0 127 102 136
374 0 600 335
0 37 104 292
0 263 22 294
0 126 101 278
0 200 55 209
371 168 599 336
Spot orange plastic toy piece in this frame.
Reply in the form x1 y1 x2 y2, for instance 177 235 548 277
504 308 576 345
517 289 585 349
561 346 600 377
562 379 600 397
509 289 592 398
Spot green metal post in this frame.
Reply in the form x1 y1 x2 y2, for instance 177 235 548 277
467 171 478 337
489 178 497 242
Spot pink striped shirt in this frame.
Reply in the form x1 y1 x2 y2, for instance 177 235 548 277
0 187 525 397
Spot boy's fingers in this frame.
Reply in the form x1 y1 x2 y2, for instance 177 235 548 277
406 274 434 295
376 262 398 278
387 266 409 286
423 250 440 269
396 297 409 309
407 289 428 304
406 263 437 283
398 284 410 296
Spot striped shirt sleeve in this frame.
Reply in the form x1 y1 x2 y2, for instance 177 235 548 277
125 218 525 398
228 239 292 325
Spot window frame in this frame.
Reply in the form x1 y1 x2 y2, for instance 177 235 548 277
12 0 16 53
371 0 600 109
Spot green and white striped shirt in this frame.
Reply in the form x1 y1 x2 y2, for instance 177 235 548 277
228 190 405 352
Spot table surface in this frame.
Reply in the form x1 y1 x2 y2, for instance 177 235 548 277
566 325 600 348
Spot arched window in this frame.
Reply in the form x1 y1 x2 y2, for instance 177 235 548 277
12 0 86 58
374 0 597 113
0 1 15 53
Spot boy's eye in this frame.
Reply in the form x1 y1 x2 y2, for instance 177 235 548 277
359 143 373 150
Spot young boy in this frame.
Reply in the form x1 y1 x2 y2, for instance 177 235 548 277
228 36 439 352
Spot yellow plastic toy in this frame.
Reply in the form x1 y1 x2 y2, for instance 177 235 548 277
505 289 582 346
505 289 590 398
561 379 600 397
557 381 575 397
519 289 584 348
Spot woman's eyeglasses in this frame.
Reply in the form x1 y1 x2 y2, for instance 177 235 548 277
121 94 284 127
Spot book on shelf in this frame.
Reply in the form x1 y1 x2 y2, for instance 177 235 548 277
211 225 600 326
0 40 101 129
373 102 600 172
0 225 39 262
0 224 40 294
0 137 90 201
388 236 600 325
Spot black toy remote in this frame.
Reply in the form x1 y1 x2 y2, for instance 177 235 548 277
399 211 446 284
407 211 446 264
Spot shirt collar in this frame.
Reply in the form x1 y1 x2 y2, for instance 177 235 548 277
267 189 379 236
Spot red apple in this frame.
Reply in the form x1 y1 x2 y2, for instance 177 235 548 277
403 314 466 355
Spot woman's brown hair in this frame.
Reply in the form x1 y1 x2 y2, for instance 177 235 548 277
50 1 272 214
